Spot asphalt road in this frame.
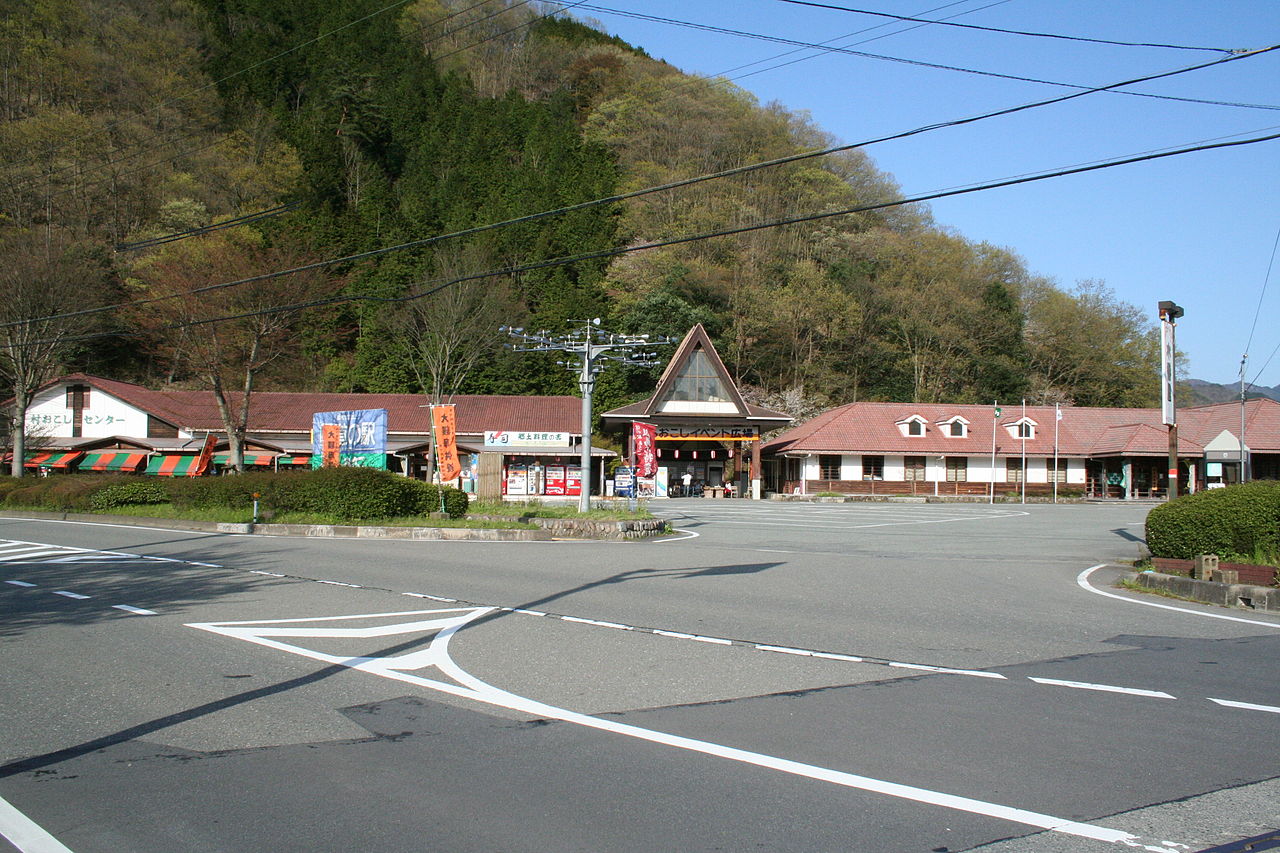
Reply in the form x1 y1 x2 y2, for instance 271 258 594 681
0 500 1277 852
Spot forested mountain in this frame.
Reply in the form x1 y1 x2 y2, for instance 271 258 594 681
0 0 1164 419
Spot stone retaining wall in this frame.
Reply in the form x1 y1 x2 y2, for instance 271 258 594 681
1131 571 1280 613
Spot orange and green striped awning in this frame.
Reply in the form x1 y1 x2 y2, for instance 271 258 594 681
277 454 312 466
78 451 146 472
212 452 276 467
145 455 200 477
23 451 83 469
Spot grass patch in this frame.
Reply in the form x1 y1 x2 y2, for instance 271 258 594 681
468 499 655 520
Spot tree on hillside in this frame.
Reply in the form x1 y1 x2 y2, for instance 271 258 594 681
1023 279 1160 406
0 230 102 477
127 231 334 471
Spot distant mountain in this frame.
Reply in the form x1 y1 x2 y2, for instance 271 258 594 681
1186 378 1280 405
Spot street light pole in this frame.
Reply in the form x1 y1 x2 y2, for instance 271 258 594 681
1158 301 1184 500
504 320 672 513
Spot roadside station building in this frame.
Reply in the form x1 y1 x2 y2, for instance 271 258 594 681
4 373 611 497
601 324 791 499
760 398 1280 499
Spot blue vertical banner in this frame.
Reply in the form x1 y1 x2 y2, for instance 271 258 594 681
310 409 388 468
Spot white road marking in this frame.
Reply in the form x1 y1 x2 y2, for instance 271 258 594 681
250 571 286 577
0 792 73 853
112 605 157 616
52 591 90 600
891 662 1008 680
653 529 699 542
5 580 36 587
1077 565 1280 629
561 616 632 630
1027 677 1175 699
756 644 814 656
0 550 68 562
187 608 1185 852
318 580 362 588
1208 698 1280 714
403 592 456 602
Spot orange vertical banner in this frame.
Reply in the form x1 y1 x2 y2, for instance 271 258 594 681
432 405 461 482
321 423 342 467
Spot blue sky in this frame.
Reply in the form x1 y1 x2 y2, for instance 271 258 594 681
579 0 1280 388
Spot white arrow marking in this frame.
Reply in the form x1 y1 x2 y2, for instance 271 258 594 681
188 608 1184 852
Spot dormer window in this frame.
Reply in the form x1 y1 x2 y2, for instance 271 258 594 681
938 416 969 438
1008 418 1037 440
899 415 928 437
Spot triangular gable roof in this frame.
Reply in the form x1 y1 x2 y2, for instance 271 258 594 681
601 325 789 423
644 324 748 417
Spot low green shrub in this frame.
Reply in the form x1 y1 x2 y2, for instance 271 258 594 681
1145 481 1280 560
89 481 170 511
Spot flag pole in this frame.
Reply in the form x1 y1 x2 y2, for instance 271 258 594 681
990 401 999 504
1021 398 1027 505
1053 402 1060 504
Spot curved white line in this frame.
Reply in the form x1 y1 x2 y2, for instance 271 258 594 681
0 793 73 852
0 516 217 536
653 528 699 542
1077 565 1280 629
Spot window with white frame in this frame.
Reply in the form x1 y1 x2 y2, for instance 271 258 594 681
900 416 926 437
1011 419 1036 439
947 420 965 437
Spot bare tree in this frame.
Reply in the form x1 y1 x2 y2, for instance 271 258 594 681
382 247 516 479
0 230 99 477
128 232 332 471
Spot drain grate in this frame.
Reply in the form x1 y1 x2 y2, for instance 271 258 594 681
1196 830 1280 852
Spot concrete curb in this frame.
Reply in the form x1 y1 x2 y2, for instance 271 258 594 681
0 510 552 541
1129 570 1280 613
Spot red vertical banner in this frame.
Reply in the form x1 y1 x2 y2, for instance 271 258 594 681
321 424 341 467
432 405 461 482
631 421 657 478
191 434 218 477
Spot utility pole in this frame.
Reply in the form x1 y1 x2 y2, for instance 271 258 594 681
1239 353 1249 484
503 320 671 513
1158 301 1183 499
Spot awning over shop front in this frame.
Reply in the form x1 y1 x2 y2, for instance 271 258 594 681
145 455 200 477
212 452 276 467
23 451 83 469
277 454 312 466
79 451 146 472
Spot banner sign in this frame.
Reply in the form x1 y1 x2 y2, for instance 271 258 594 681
311 409 388 468
655 426 757 441
631 421 657 477
321 424 341 468
1160 317 1176 426
484 431 571 448
191 433 218 477
432 405 462 482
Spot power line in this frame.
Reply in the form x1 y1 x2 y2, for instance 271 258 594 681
112 203 303 253
577 4 1280 112
771 0 1242 53
1246 223 1280 387
20 127 1280 350
6 41 1275 330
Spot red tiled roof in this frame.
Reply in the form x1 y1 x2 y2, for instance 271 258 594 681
762 399 1280 457
42 374 582 435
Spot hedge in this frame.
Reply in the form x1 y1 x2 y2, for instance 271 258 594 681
1144 481 1280 560
2 468 469 521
